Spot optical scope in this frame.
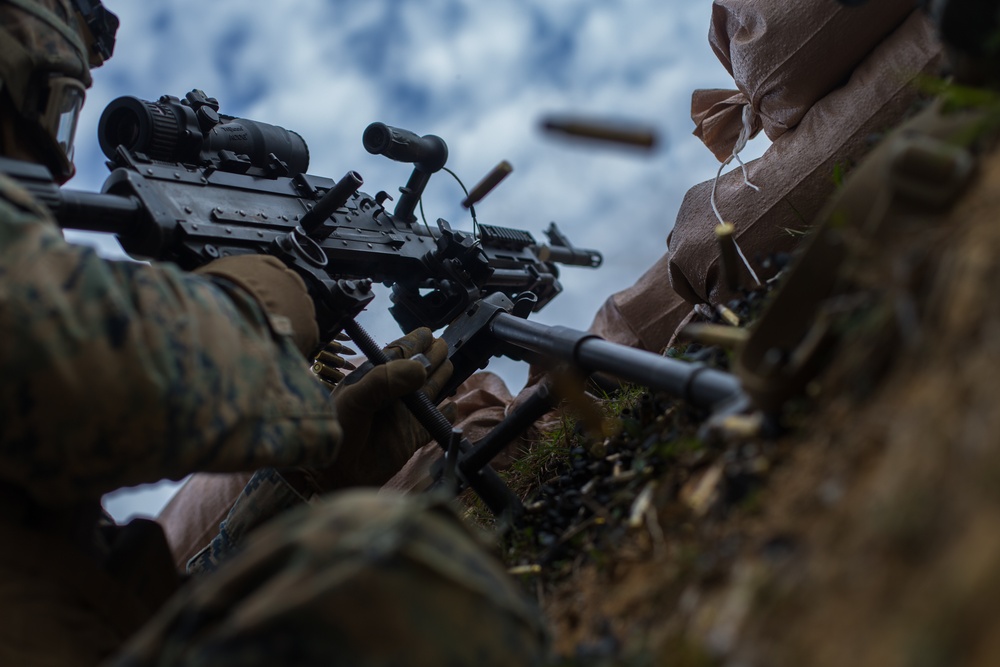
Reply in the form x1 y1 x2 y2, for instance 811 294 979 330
98 90 309 175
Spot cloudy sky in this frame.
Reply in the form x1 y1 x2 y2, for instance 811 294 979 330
84 0 771 518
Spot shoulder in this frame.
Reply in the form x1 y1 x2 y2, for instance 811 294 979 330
0 170 51 219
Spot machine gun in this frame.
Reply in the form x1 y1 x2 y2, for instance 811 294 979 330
3 90 748 519
22 90 601 334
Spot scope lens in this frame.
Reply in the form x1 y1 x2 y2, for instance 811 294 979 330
98 96 184 162
103 107 141 150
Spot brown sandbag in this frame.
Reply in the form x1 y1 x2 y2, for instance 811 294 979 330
671 11 941 308
588 253 693 351
590 10 941 353
694 0 917 160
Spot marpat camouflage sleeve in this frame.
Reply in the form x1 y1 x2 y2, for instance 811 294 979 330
110 491 549 667
0 174 343 507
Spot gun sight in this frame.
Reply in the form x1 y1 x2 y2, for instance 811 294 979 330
98 91 309 175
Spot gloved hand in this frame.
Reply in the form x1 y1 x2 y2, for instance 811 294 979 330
313 328 454 489
194 255 319 357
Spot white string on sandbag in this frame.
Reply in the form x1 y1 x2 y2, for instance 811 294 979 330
711 103 763 286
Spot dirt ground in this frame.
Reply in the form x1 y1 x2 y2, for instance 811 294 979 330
503 112 1000 666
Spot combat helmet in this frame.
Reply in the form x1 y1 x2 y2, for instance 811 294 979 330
0 0 118 181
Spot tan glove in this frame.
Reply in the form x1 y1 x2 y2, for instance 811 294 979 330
195 255 319 357
314 328 454 489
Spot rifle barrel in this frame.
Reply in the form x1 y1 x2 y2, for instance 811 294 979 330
489 314 744 410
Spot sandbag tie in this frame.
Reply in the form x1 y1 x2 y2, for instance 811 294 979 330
711 103 763 286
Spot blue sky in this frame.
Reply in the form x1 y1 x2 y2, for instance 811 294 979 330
83 1 770 518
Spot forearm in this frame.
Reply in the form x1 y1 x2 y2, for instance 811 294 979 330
0 208 341 506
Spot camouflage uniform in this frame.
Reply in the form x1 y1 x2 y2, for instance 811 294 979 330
113 490 547 667
0 157 337 663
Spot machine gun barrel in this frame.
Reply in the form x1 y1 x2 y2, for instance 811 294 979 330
539 244 602 268
489 314 745 411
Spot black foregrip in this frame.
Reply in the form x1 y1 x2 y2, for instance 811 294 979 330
363 122 448 173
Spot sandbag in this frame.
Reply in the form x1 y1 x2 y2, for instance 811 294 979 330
590 10 942 353
694 0 916 161
588 253 693 351
671 11 941 307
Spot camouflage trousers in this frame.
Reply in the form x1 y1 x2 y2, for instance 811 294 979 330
109 490 548 667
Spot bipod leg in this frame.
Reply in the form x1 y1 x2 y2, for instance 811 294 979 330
343 319 523 519
459 382 556 478
441 428 463 495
